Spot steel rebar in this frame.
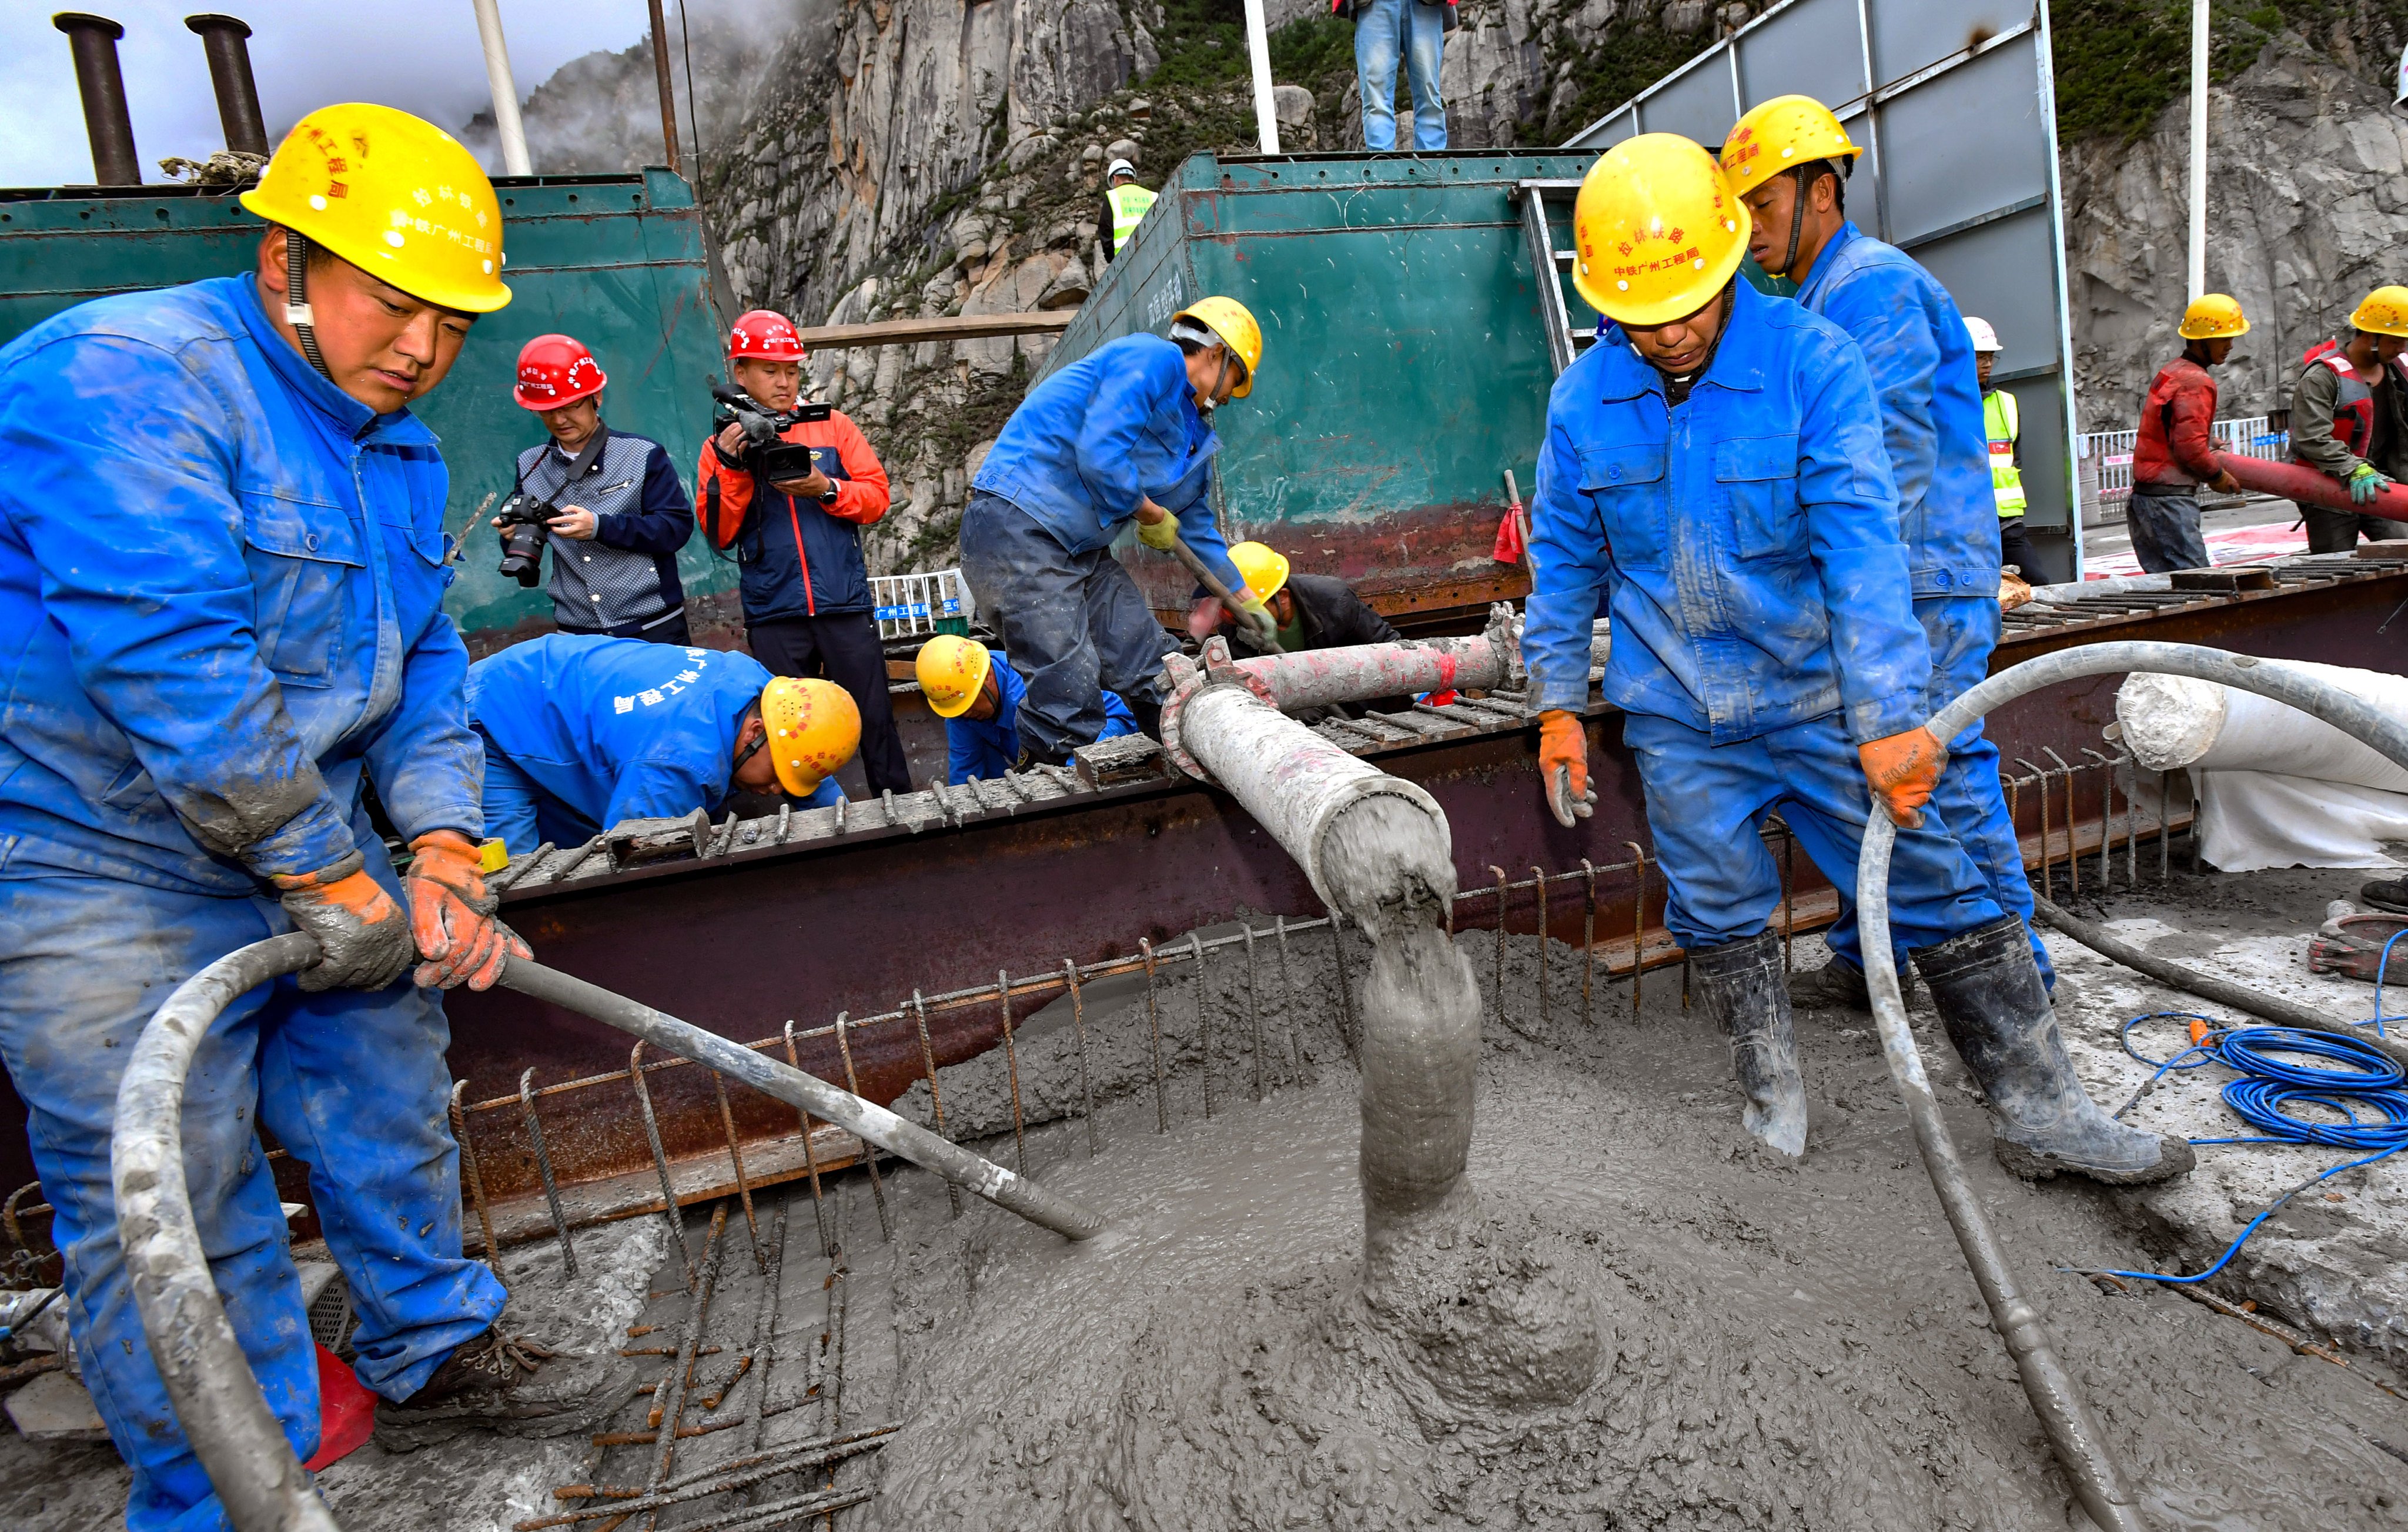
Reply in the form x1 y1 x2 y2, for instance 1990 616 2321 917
1141 938 1169 1132
449 1080 505 1286
909 991 964 1219
830 1013 890 1241
781 1021 836 1259
628 1043 695 1282
518 1069 578 1279
1063 959 1099 1155
1580 859 1597 1026
995 970 1029 1172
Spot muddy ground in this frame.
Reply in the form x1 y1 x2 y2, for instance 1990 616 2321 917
7 862 2408 1529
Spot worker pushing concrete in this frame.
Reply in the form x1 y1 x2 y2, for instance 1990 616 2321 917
915 633 1136 785
2131 293 2250 572
1720 95 2046 1012
468 636 854 855
1523 134 2190 1187
960 296 1268 764
0 105 628 1530
2287 285 2408 553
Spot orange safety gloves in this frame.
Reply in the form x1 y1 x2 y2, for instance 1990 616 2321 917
403 830 533 992
272 851 414 992
1539 710 1596 828
1858 726 1947 829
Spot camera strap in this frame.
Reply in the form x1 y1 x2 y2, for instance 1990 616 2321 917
556 426 610 496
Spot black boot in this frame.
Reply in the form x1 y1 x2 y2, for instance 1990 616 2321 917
2360 877 2408 915
1912 915 2194 1186
1688 932 1807 1158
1787 954 1919 1012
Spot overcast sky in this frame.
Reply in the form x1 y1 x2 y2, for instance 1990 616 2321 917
4 1 670 186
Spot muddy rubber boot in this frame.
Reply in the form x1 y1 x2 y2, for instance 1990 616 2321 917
372 1328 640 1452
1912 914 2195 1186
1688 931 1807 1158
2359 877 2408 915
1787 955 1919 1012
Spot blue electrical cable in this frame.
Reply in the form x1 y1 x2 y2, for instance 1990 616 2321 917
2076 1015 2408 1288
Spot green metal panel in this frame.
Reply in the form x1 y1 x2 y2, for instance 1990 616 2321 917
0 170 730 643
1041 150 1603 617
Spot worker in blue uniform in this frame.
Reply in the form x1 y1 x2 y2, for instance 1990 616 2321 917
0 106 582 1530
961 296 1268 764
468 636 852 854
1722 95 2046 1009
1525 136 2189 1188
912 634 1135 784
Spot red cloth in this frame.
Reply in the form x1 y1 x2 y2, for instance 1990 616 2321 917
302 1344 377 1472
2134 355 2222 487
1491 506 1526 565
695 407 891 548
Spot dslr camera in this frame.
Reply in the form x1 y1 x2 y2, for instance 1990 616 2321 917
492 487 557 587
711 383 832 482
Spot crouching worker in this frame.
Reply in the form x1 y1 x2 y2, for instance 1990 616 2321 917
469 635 854 855
1522 136 2189 1186
915 634 1135 784
1188 541 1416 716
961 297 1266 764
0 106 570 1530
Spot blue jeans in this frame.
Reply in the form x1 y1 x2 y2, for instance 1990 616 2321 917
2128 487 2208 573
1355 0 1448 152
0 831 505 1531
1824 596 2052 986
1621 708 2004 966
958 491 1177 762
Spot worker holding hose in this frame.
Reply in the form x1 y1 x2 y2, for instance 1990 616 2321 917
1523 135 2192 1188
1720 96 2047 1015
2287 285 2408 553
960 297 1268 765
0 106 621 1529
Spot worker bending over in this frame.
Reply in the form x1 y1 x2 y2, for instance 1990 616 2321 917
915 634 1135 785
1721 95 2044 1010
2290 286 2408 552
0 106 561 1530
2131 295 2250 572
961 297 1267 765
1524 136 2189 1188
1190 541 1419 716
697 310 912 795
1965 316 2035 577
470 637 851 855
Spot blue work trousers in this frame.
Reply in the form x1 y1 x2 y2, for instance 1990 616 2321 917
1355 0 1448 152
479 734 593 857
958 491 1176 761
1622 708 2003 966
0 835 505 1531
1824 597 2051 985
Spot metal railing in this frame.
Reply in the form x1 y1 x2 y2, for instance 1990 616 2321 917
2078 417 2289 513
868 568 969 642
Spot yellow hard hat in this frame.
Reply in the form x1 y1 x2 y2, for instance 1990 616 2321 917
915 635 992 720
2178 293 2249 340
1172 296 1262 397
760 677 860 797
2350 286 2408 338
1225 541 1290 601
1571 134 1751 327
1718 95 1865 189
240 102 511 313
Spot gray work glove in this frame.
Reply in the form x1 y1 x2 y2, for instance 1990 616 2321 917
270 849 414 991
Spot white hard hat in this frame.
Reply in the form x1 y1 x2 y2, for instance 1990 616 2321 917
1106 158 1137 180
2396 41 2408 108
1964 315 2002 353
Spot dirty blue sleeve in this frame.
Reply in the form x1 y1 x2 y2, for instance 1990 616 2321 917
605 748 726 828
1794 340 1930 742
0 335 354 877
1523 404 1610 714
1817 264 1939 531
1072 345 1187 521
594 441 697 557
362 610 482 844
946 720 995 787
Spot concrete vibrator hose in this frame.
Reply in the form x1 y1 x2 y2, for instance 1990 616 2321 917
1855 640 2408 1532
112 944 1107 1532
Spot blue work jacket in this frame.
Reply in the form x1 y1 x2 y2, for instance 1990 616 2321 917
971 333 1246 593
467 635 835 835
0 275 478 894
1525 279 1931 745
1794 222 2002 601
945 648 1135 784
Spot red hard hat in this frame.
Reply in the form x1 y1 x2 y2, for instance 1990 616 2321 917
513 333 607 410
728 308 807 363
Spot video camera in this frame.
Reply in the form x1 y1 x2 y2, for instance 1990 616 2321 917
492 486 557 587
711 383 832 481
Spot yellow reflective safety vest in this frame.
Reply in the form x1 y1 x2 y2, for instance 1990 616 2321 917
1984 388 2026 518
1106 182 1158 255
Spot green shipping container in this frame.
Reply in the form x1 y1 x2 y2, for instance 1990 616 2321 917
1038 149 1607 622
0 169 733 646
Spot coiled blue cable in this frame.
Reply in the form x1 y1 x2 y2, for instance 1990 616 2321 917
2081 1015 2408 1287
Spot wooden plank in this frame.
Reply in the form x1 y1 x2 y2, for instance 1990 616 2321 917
794 311 1076 351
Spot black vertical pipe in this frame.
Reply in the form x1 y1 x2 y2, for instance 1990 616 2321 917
184 15 268 157
52 13 141 186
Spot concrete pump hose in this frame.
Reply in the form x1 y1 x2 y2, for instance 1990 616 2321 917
1857 640 2408 1532
113 943 1107 1531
